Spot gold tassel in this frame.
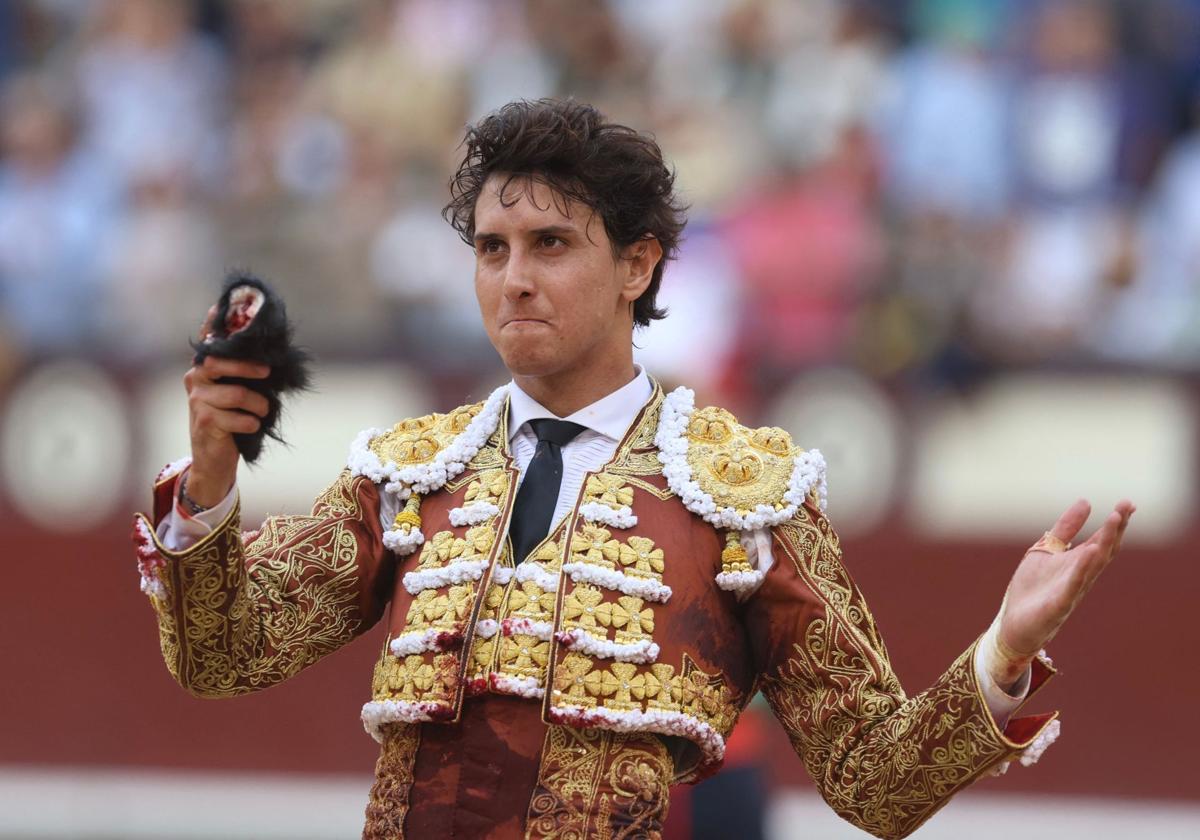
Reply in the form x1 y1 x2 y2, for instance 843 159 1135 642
721 530 751 574
393 494 422 532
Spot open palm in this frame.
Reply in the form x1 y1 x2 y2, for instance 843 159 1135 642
999 498 1135 658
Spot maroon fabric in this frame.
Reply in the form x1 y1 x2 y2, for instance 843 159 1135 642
405 696 545 839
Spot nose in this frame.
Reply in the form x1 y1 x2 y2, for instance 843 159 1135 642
501 248 537 302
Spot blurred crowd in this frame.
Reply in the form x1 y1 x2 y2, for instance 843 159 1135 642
2 0 1199 410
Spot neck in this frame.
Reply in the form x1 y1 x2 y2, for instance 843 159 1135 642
512 353 637 417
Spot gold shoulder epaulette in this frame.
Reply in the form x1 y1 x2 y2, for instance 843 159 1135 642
685 405 800 519
656 386 828 533
367 401 485 468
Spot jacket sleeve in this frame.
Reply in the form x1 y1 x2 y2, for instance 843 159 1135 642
132 464 395 698
743 497 1059 840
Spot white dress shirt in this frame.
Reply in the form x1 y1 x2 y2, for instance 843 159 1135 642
158 365 1029 724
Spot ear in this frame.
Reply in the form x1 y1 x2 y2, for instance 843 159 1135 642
618 236 664 304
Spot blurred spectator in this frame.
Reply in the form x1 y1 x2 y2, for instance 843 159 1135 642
1089 81 1200 366
0 71 122 355
970 0 1168 361
1 0 1199 382
75 0 228 190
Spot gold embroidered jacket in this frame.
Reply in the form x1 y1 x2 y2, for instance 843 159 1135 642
133 381 1059 840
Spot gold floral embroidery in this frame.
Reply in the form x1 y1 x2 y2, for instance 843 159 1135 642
645 664 681 713
617 537 664 579
403 584 475 630
600 596 654 643
460 524 495 558
415 530 463 569
553 652 598 707
509 580 554 620
498 634 550 677
464 469 508 506
569 525 621 568
373 652 457 702
528 539 563 571
562 584 606 637
583 474 634 508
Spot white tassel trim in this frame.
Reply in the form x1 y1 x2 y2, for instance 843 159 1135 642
347 385 508 495
382 527 425 555
513 562 560 592
555 628 660 663
489 672 545 699
502 618 554 640
547 704 725 767
654 386 829 530
490 566 515 585
132 517 166 599
714 569 766 596
388 627 463 656
155 456 192 484
578 502 638 529
987 718 1061 777
1019 718 1060 767
450 501 500 526
562 562 672 603
475 618 500 639
361 699 451 741
402 558 489 594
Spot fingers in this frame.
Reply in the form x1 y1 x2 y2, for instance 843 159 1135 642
197 383 270 417
1049 497 1092 544
196 355 271 381
202 407 263 436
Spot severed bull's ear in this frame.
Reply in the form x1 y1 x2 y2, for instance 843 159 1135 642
190 271 312 463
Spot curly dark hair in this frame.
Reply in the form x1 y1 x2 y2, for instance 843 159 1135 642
443 98 687 327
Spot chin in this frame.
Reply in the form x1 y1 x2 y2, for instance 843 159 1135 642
496 341 568 378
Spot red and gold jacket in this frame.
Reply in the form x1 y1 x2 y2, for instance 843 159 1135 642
133 381 1059 839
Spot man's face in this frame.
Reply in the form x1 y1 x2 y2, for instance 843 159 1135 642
472 174 634 379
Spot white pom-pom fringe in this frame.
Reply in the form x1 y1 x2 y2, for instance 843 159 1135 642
578 502 638 529
555 628 660 663
501 618 554 640
714 569 766 597
449 501 500 526
402 559 489 594
489 672 545 699
1019 718 1060 767
388 627 463 656
561 562 672 603
382 527 424 555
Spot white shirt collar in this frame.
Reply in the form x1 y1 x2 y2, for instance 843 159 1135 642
507 365 653 443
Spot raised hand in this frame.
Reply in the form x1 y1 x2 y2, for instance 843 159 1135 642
182 307 270 507
995 498 1135 679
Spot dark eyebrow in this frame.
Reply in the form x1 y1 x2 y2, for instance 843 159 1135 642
473 225 577 245
530 225 576 238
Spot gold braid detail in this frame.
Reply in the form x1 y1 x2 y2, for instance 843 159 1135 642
763 505 1043 839
525 725 672 839
152 470 374 697
362 722 421 839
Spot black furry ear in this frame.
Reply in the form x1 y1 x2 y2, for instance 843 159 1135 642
191 272 312 464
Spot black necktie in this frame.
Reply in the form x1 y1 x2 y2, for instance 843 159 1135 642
509 418 587 564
